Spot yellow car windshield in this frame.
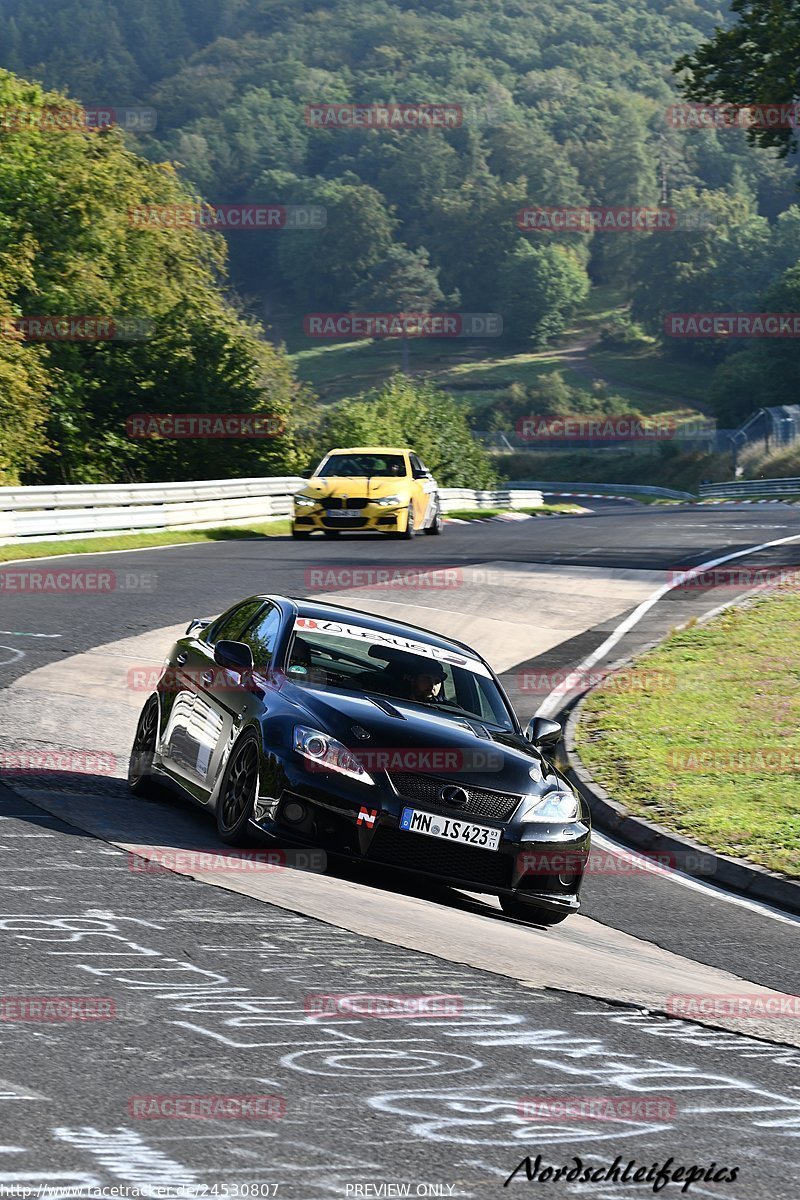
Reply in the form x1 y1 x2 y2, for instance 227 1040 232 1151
317 454 407 477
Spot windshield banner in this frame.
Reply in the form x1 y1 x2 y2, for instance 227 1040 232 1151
293 617 493 677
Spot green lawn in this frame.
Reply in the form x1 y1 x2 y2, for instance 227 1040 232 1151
588 346 716 406
0 520 291 563
288 286 712 427
576 592 800 877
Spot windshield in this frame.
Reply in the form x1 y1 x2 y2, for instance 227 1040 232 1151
316 453 407 478
286 617 515 731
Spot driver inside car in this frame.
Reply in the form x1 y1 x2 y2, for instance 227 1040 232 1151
359 653 446 705
402 661 446 703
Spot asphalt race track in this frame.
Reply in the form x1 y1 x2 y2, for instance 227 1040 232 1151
1 501 799 1198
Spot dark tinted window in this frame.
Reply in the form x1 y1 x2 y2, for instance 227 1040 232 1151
204 600 264 645
240 604 282 668
317 453 407 478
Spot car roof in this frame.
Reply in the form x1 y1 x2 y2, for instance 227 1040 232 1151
324 446 412 455
268 595 485 662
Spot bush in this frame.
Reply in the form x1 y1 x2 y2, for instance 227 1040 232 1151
316 374 498 488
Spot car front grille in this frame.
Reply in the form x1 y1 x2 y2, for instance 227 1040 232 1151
322 516 368 528
388 771 522 821
323 497 369 510
367 826 512 889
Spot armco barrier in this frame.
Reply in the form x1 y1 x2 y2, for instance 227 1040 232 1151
699 478 800 499
437 488 543 513
0 478 306 541
0 478 543 542
507 480 696 501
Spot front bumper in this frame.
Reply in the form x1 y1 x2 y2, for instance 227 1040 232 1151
292 501 408 534
250 764 590 913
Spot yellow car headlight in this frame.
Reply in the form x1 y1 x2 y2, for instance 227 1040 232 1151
374 495 402 507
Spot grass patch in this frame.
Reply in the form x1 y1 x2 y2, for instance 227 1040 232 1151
588 347 715 406
0 520 291 563
576 592 800 877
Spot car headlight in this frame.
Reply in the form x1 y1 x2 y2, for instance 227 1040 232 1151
294 495 317 507
374 495 402 506
525 790 580 821
293 725 375 785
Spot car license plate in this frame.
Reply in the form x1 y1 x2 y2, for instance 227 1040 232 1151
328 508 361 517
400 806 501 851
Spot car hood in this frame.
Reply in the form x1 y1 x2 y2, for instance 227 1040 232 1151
296 475 410 500
286 682 559 797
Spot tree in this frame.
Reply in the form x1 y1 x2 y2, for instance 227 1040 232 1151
709 264 800 424
675 1 800 162
318 375 498 488
0 68 303 482
273 174 397 311
496 242 589 346
351 245 456 372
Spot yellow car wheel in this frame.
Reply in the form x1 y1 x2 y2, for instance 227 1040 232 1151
398 505 415 540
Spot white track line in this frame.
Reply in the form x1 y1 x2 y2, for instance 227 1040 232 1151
536 530 800 719
591 828 800 927
535 530 800 926
0 631 62 639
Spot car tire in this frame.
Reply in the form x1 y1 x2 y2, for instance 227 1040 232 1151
292 529 311 540
424 502 443 535
216 730 261 846
399 506 415 539
500 896 571 926
128 695 168 799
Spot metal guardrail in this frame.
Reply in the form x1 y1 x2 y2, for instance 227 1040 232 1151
506 480 696 500
0 477 303 511
699 478 800 498
438 488 543 513
0 477 544 542
0 477 307 541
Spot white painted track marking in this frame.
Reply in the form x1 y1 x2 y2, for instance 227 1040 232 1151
534 531 800 926
591 829 800 928
536 530 800 719
0 631 62 639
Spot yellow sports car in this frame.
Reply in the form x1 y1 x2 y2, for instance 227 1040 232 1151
292 446 443 539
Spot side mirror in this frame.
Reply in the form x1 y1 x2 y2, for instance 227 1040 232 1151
525 717 563 749
186 618 210 636
412 469 429 480
299 468 312 479
214 640 254 673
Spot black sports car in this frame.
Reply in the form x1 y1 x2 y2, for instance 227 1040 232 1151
129 595 591 924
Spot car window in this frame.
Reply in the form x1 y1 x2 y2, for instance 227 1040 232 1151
317 453 408 478
240 603 282 668
203 600 264 645
288 619 515 730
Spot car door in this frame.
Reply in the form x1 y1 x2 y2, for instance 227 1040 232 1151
205 600 285 792
160 598 265 800
410 453 437 526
